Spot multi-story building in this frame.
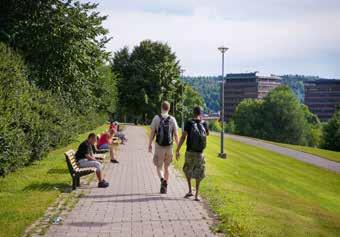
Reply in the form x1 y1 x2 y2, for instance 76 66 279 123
304 79 340 121
223 72 281 121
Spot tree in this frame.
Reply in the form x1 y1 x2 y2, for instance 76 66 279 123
232 86 316 146
0 0 111 113
261 86 310 145
182 85 205 121
322 108 340 151
112 40 181 121
233 99 263 137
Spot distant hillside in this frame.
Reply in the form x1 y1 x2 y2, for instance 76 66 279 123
183 75 325 112
182 76 221 113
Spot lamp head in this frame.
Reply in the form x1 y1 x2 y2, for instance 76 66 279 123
218 46 229 53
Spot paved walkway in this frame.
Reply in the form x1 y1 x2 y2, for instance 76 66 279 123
214 132 340 173
46 126 215 237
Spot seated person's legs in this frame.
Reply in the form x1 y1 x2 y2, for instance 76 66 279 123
78 159 103 181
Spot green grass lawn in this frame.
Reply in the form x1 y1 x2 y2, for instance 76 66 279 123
172 132 340 237
0 125 108 237
270 142 340 163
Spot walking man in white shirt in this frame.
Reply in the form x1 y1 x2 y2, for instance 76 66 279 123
148 101 179 194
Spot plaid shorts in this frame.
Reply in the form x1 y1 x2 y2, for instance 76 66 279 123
183 151 205 180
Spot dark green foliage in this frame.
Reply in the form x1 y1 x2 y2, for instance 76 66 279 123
0 0 114 175
322 108 340 151
233 99 264 138
233 86 320 146
0 0 111 113
182 76 220 112
112 40 204 123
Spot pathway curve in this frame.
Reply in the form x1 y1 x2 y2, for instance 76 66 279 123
214 132 340 173
46 126 216 237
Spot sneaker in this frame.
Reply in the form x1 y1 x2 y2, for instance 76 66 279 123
98 180 109 188
160 179 167 194
110 159 119 163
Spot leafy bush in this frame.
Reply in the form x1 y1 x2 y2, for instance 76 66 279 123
0 43 106 176
224 120 235 133
232 86 319 146
322 108 340 151
208 120 222 132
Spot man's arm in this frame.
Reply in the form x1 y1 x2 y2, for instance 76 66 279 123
148 129 156 153
85 154 96 161
174 129 179 146
176 131 187 159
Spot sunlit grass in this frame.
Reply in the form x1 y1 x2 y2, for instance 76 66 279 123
169 130 340 237
0 125 108 237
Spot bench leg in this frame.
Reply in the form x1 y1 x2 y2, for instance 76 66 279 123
72 176 77 190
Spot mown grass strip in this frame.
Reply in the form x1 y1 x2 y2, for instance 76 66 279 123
148 128 340 236
0 125 108 237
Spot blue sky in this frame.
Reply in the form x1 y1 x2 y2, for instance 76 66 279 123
93 0 340 78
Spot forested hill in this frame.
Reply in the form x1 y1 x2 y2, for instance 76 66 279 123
182 76 221 113
183 75 324 112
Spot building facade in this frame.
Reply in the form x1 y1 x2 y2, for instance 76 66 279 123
224 72 281 121
304 79 340 121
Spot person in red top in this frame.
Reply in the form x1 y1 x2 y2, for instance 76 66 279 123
97 128 119 163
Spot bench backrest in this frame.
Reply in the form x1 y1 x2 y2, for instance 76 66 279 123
65 150 78 174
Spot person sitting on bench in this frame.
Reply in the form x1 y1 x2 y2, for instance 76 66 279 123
97 128 119 163
112 121 128 145
75 133 109 188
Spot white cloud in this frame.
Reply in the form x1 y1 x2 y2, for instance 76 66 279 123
94 0 340 78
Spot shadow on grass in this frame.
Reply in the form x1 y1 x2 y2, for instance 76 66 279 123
23 182 72 193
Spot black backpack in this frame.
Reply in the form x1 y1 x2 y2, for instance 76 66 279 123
156 115 173 146
189 120 207 152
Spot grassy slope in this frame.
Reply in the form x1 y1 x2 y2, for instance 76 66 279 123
0 125 107 237
270 142 340 163
171 132 340 237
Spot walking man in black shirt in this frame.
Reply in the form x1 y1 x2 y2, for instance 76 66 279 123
176 107 209 201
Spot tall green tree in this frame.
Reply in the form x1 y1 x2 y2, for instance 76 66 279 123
261 86 310 145
112 40 181 121
232 86 317 146
233 99 263 138
0 0 111 113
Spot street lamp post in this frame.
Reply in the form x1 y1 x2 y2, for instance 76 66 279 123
180 69 186 131
171 80 177 116
218 46 229 159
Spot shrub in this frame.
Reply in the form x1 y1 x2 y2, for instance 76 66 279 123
322 108 340 151
208 120 222 132
0 43 106 176
224 120 235 133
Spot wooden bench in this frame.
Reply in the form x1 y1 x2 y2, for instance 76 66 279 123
65 150 96 190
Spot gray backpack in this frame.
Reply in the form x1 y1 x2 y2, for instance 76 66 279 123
156 115 173 146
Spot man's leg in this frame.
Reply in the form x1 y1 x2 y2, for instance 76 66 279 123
156 165 164 180
163 162 169 181
96 170 103 182
194 179 201 201
184 175 193 198
109 144 119 163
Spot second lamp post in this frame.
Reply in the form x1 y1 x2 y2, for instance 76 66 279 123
218 46 229 159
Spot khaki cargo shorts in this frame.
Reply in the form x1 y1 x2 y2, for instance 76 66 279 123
153 144 173 168
183 151 205 180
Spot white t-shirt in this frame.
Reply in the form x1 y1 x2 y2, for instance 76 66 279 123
150 113 178 134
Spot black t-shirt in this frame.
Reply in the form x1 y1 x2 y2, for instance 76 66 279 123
184 119 208 152
75 140 93 161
